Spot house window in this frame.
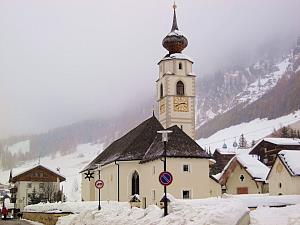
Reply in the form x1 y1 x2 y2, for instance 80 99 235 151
27 183 32 189
176 81 184 95
179 62 182 70
183 164 190 172
279 182 282 188
160 83 163 98
182 190 191 199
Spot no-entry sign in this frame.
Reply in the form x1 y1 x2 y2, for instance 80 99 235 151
159 171 173 186
95 179 104 189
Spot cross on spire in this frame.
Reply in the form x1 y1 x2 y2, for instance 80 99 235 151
171 2 179 31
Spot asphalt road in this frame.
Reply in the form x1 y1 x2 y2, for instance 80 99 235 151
0 220 33 225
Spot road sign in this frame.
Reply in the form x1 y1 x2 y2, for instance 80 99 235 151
159 171 173 186
95 179 104 189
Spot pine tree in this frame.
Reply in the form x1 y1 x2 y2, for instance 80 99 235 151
239 134 247 148
281 126 289 138
251 140 256 147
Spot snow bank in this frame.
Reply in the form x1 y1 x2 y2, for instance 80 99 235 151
223 194 300 208
27 198 248 225
250 204 300 225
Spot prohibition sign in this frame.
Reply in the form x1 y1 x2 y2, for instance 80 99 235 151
159 171 173 186
95 179 104 189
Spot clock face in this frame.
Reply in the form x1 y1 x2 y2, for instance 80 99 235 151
173 97 189 112
160 99 166 114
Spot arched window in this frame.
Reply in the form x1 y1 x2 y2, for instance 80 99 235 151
131 171 139 195
179 62 182 70
176 81 184 95
160 83 163 98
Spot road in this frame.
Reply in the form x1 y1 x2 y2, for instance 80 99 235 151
0 220 34 225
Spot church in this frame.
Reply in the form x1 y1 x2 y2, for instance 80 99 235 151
81 5 220 206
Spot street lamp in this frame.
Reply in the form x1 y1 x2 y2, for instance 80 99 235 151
157 130 172 216
95 164 102 210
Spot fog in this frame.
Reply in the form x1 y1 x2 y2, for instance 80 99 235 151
0 0 300 137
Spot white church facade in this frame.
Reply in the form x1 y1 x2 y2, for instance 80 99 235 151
81 5 220 206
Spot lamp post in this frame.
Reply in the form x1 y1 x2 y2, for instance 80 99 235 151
157 130 172 217
95 164 102 210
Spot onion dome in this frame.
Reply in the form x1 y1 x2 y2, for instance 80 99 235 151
162 3 188 54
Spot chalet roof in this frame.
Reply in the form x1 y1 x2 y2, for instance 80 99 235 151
249 138 300 155
218 154 270 185
82 116 164 171
141 125 210 163
11 164 66 182
278 150 300 176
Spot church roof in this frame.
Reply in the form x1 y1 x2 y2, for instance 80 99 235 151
141 125 210 163
82 115 164 171
82 116 210 172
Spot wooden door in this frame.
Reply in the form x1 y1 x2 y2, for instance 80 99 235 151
237 187 248 194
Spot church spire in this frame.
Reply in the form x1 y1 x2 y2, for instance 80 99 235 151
171 2 179 31
162 3 188 54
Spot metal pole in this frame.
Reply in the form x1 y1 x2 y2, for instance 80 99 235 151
163 141 167 216
98 169 101 210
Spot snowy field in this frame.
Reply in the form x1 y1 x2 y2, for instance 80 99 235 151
197 110 300 151
24 195 300 225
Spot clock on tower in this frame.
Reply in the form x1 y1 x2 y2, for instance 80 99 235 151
156 3 196 140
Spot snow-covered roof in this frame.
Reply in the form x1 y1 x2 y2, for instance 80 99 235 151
216 147 251 155
160 53 193 63
12 164 66 180
278 150 300 176
236 155 270 181
167 29 185 37
264 138 300 145
218 154 270 183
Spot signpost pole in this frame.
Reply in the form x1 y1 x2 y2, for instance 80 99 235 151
163 140 167 216
97 165 101 211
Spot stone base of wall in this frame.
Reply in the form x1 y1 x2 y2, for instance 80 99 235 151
23 212 71 225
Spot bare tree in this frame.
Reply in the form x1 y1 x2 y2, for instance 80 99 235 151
43 183 56 202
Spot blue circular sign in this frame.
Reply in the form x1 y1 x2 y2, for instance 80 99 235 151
159 171 173 186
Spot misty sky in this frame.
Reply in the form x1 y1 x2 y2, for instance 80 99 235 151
1 0 300 137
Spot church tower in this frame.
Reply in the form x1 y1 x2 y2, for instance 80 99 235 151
157 4 196 140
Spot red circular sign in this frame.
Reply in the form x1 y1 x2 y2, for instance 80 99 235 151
95 179 104 189
159 171 173 186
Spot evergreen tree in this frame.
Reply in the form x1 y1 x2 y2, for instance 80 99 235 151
238 134 247 148
28 187 42 205
251 140 256 147
281 126 289 138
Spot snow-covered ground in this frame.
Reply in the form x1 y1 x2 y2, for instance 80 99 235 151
26 198 249 225
0 143 103 201
250 205 300 225
24 195 300 225
197 110 300 151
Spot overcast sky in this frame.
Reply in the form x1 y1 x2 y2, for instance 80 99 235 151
1 0 300 137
